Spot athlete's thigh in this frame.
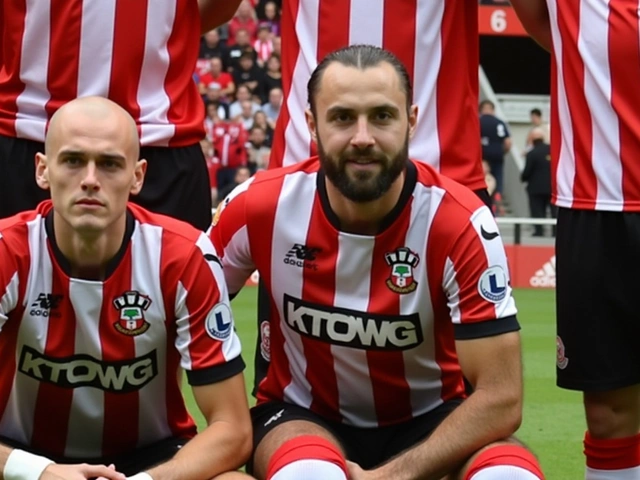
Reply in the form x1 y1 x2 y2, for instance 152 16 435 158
556 208 640 391
249 401 344 480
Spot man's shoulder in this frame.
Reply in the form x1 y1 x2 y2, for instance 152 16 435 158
0 202 50 243
128 204 204 247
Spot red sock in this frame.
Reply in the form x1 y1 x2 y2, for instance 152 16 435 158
266 435 347 480
465 444 545 479
584 431 640 471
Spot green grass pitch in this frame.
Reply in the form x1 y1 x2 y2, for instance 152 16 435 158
183 287 585 478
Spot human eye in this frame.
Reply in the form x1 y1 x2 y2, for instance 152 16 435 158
62 155 83 166
374 110 393 122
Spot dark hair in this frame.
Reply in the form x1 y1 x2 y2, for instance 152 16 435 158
530 108 542 117
307 44 413 115
479 99 495 111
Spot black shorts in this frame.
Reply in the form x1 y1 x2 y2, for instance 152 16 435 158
0 435 188 477
556 207 640 391
0 135 212 231
248 399 462 472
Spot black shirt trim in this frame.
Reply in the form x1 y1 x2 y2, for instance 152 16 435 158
454 315 520 340
45 209 135 280
186 355 246 386
316 160 417 235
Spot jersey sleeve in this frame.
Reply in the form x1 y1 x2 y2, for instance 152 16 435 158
174 232 245 386
208 179 256 296
442 206 519 340
0 233 21 333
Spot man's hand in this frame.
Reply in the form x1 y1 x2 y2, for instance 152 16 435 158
45 462 126 480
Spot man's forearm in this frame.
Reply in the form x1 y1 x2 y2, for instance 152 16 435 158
373 390 522 480
198 0 243 34
509 0 553 52
147 421 251 480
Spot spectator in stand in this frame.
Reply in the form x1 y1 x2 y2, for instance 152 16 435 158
226 28 257 73
259 55 283 104
261 87 282 126
524 108 550 153
521 127 555 237
204 100 228 140
200 57 236 102
271 35 282 58
252 110 274 147
260 1 281 37
0 0 243 231
211 120 248 194
217 165 252 204
203 86 230 121
245 125 271 174
232 52 265 98
479 100 511 195
201 137 220 205
253 23 274 68
229 84 262 119
235 100 259 131
228 0 259 45
200 28 228 61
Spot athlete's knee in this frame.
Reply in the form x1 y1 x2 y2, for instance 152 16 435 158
463 443 545 479
266 435 348 480
584 386 640 438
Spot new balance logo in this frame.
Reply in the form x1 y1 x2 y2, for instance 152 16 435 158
264 408 285 427
30 293 63 318
530 256 556 288
283 243 321 270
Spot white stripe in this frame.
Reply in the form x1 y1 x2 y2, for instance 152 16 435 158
586 465 640 479
0 218 52 445
14 0 51 141
175 281 193 371
0 272 19 332
579 0 623 210
132 224 171 445
409 1 444 166
271 172 317 407
404 185 446 414
332 234 377 426
138 2 176 146
348 0 384 45
77 0 116 96
196 233 242 362
469 207 517 319
444 257 462 324
65 281 105 458
282 0 319 167
548 0 577 208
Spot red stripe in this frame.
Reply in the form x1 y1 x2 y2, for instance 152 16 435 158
382 0 416 85
0 223 30 420
317 0 350 63
268 0 301 169
436 0 485 191
558 0 597 208
163 0 205 146
100 250 138 456
30 257 74 456
0 0 28 137
426 194 469 401
43 0 82 120
608 0 640 209
109 0 146 141
302 197 341 423
366 208 413 426
550 54 560 204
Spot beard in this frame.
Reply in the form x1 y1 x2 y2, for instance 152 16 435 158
318 134 409 203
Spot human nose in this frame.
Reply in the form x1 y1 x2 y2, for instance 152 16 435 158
81 162 100 191
350 116 375 149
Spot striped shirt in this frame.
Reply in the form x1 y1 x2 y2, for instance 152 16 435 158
0 0 205 147
0 202 243 458
268 0 486 191
548 0 640 211
210 159 518 428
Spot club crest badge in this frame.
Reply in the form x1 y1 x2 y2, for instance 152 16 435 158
113 291 152 336
385 247 420 294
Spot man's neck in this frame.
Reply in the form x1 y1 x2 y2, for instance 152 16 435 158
325 171 405 236
53 211 127 280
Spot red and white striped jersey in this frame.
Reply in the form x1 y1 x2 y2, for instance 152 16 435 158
269 0 486 191
210 158 518 428
547 0 640 211
0 0 205 147
0 202 243 459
